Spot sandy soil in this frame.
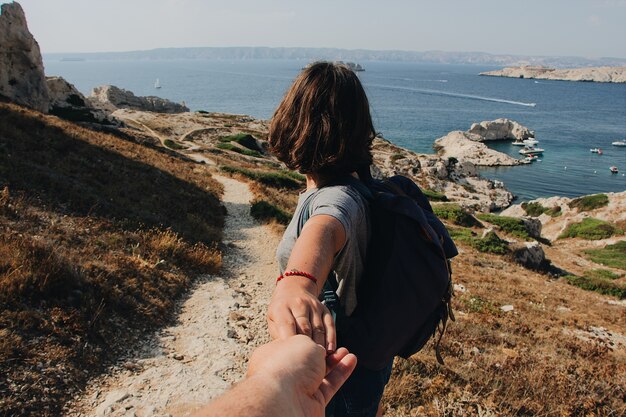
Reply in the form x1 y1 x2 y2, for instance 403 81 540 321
68 174 278 417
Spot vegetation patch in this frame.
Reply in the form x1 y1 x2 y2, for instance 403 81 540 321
521 201 548 217
476 213 530 239
585 269 623 280
250 200 292 225
563 274 626 299
219 133 263 153
433 203 480 227
216 142 261 157
569 194 609 212
471 230 509 254
163 139 184 150
422 188 449 202
221 165 304 190
584 241 626 270
390 153 406 162
559 218 623 241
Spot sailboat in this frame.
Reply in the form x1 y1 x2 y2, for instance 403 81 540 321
154 78 161 89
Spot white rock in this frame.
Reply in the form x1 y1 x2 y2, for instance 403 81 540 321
500 305 514 312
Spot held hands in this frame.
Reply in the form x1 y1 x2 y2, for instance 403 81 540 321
267 276 336 352
247 335 357 417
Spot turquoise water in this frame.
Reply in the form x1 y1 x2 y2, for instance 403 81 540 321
43 58 626 201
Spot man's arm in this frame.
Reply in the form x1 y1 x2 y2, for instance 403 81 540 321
191 335 357 417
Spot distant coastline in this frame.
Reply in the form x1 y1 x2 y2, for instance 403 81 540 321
43 46 626 68
480 65 626 83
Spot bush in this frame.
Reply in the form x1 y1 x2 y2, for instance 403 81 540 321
569 194 609 212
433 204 480 227
584 241 626 270
471 230 509 254
559 218 623 241
220 165 304 190
521 202 548 217
390 153 406 162
250 200 292 225
219 133 263 153
216 142 261 157
476 213 530 239
163 139 183 150
564 275 626 299
422 189 449 202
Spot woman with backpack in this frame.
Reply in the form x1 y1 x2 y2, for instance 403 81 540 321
266 61 391 417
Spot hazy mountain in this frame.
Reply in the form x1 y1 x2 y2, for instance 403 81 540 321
43 47 626 68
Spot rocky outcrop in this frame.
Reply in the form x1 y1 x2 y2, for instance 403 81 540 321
501 191 626 241
434 131 521 166
89 85 189 113
480 65 626 83
511 242 549 270
371 137 514 211
0 2 49 112
47 76 114 124
468 118 534 141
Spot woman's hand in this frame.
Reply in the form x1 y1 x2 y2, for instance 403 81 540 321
268 277 336 352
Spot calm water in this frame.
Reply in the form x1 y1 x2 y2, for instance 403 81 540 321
43 58 626 201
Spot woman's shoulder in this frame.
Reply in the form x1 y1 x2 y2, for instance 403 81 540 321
311 184 368 214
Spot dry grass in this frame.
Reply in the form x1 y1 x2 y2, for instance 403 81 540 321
0 103 224 416
382 239 626 417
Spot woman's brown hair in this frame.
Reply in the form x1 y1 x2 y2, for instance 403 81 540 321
268 61 375 178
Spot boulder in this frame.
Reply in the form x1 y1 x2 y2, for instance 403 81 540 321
0 2 49 112
511 242 549 270
521 217 542 239
468 118 534 141
89 85 189 113
47 76 114 124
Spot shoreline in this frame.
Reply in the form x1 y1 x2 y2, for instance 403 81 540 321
480 65 626 83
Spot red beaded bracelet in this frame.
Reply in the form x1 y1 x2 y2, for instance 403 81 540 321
276 270 318 284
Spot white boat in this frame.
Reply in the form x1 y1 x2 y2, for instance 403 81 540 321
590 148 603 154
524 155 538 162
610 166 619 173
154 78 161 89
523 138 539 145
519 146 544 155
512 140 526 146
612 140 626 147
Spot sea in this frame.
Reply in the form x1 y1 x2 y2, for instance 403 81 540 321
43 58 626 202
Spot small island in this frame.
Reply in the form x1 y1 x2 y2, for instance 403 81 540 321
480 65 626 83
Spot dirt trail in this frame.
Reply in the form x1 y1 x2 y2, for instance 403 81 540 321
69 174 278 417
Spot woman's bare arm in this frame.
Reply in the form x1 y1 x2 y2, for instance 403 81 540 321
267 214 346 352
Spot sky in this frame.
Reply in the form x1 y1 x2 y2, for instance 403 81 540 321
8 0 626 58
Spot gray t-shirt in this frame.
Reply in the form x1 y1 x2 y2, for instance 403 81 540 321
276 185 370 316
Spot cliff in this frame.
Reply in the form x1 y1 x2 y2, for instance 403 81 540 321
0 1 49 112
480 65 626 83
89 85 190 113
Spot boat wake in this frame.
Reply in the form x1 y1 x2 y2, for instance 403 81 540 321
367 83 537 107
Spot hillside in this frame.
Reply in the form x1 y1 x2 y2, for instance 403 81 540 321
0 102 224 416
0 102 625 416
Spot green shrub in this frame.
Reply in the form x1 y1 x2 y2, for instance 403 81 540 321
471 231 509 254
216 142 261 157
422 189 449 202
250 201 292 225
521 202 548 217
585 269 622 280
584 241 626 270
220 165 304 190
197 110 209 114
390 153 406 162
559 218 623 241
219 133 263 152
564 275 626 299
476 213 530 239
447 226 476 244
568 194 609 211
433 204 480 227
163 139 183 150
545 206 562 217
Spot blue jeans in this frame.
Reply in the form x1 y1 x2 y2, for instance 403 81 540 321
325 360 394 417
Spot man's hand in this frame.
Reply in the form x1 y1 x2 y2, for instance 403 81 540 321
248 335 357 416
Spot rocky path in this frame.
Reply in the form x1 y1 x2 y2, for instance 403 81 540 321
69 174 278 417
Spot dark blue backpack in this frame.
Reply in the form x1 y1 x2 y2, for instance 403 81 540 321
298 174 458 370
